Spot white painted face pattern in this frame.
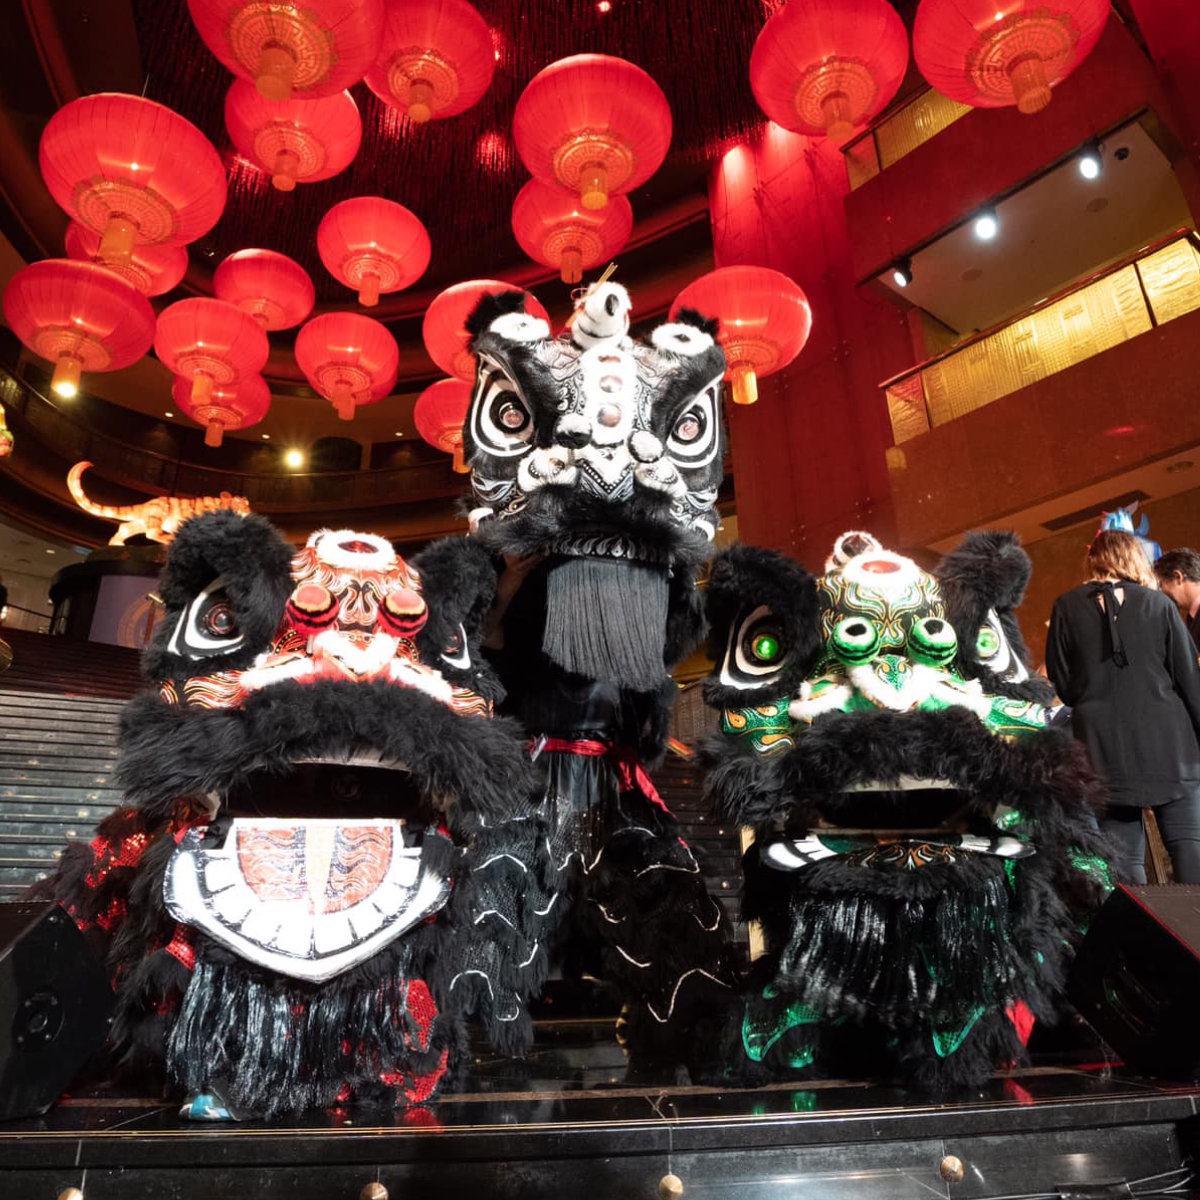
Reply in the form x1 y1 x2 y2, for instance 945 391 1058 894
168 574 245 660
470 354 536 459
720 605 788 690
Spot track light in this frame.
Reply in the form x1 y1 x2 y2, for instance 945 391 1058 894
1079 140 1102 180
892 257 913 288
973 208 999 241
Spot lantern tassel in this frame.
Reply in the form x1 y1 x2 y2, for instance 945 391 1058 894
334 390 356 421
730 362 758 406
820 92 855 145
271 149 300 192
452 441 468 473
1008 54 1052 115
560 246 584 285
205 419 224 448
580 163 608 211
256 44 297 102
98 214 137 269
358 271 381 307
192 373 214 403
408 79 435 124
51 354 83 399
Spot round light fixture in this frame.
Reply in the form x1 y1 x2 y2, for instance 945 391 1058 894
284 449 305 469
1079 141 1102 180
891 257 913 288
973 208 999 241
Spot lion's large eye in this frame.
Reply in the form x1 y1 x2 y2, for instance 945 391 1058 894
719 604 791 690
469 357 536 457
907 616 957 667
974 611 1029 682
167 576 245 660
829 616 881 666
976 626 1001 659
665 384 721 467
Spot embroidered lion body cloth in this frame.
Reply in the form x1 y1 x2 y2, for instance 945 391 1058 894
44 513 544 1115
701 531 1112 1089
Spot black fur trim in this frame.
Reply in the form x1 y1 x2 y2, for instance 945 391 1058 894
465 289 530 341
671 307 721 339
143 511 294 682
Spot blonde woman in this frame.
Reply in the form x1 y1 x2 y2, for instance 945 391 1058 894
1047 530 1200 882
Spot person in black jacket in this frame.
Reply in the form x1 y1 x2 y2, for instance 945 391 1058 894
1154 547 1200 651
1047 530 1200 883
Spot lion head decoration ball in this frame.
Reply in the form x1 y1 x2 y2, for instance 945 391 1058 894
461 281 726 697
48 513 543 1116
701 531 1112 1090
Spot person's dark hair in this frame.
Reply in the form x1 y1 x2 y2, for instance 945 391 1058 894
1155 547 1200 583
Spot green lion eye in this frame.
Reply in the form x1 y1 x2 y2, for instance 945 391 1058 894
830 616 882 666
751 630 782 663
907 616 958 667
976 626 1001 659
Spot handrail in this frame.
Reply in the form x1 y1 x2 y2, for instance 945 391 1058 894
0 365 461 512
881 227 1200 392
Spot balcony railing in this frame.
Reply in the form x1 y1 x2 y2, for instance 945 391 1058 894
881 229 1200 446
0 367 460 512
843 87 973 191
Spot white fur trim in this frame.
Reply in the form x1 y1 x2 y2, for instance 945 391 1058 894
651 321 715 356
489 312 550 342
310 530 397 571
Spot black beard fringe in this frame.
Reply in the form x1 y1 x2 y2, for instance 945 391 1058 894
543 557 670 692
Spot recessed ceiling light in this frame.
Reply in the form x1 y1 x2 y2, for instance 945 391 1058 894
1078 140 1102 180
261 433 270 439
164 411 174 418
394 431 403 436
973 208 999 240
46 548 56 554
284 449 304 469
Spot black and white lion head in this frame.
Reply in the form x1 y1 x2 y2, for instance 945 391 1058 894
462 282 726 568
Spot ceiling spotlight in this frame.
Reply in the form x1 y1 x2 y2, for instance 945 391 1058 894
1078 140 1102 180
973 208 999 241
284 449 304 469
164 411 174 418
891 257 913 288
261 433 270 440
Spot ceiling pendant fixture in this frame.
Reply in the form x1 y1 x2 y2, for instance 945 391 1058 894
171 372 271 447
186 0 385 102
39 93 226 268
214 249 316 331
64 221 189 297
422 280 550 380
155 298 270 422
2 259 156 399
365 0 496 124
914 0 1111 116
317 197 432 307
294 312 399 421
513 54 672 211
415 378 473 473
511 180 632 285
670 267 812 406
749 0 909 143
224 82 362 192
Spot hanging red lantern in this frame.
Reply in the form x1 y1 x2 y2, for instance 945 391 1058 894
422 280 551 380
39 94 227 269
172 371 271 447
214 249 315 331
155 298 270 416
513 54 672 211
914 0 1110 115
750 0 909 143
670 267 812 406
2 259 156 399
317 197 431 307
187 0 385 102
294 312 399 420
365 0 495 124
224 81 362 193
511 181 632 285
415 378 472 472
64 221 189 298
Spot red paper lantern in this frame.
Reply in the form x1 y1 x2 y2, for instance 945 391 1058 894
214 249 315 331
414 378 472 472
670 267 812 406
914 0 1110 115
422 280 551 380
513 54 672 211
187 0 385 102
317 197 431 307
750 0 909 143
365 0 495 124
64 221 189 298
3 259 156 399
155 298 270 417
294 312 399 420
224 81 362 193
511 181 633 285
172 371 271 447
39 94 227 269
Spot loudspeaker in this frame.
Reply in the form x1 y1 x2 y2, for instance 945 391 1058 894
0 901 113 1120
1069 884 1200 1079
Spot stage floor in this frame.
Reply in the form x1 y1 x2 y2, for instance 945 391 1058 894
3 1019 1199 1199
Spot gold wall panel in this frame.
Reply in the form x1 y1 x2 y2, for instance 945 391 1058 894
1138 238 1200 326
875 91 972 170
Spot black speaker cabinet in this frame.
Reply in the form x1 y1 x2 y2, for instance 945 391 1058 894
0 901 112 1120
1069 883 1200 1079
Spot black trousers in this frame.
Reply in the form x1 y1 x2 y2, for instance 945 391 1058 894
1102 789 1200 884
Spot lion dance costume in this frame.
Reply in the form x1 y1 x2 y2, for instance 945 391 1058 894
42 514 545 1115
460 281 733 1044
701 530 1112 1089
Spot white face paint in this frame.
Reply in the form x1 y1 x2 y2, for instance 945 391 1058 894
168 574 245 660
720 605 789 690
